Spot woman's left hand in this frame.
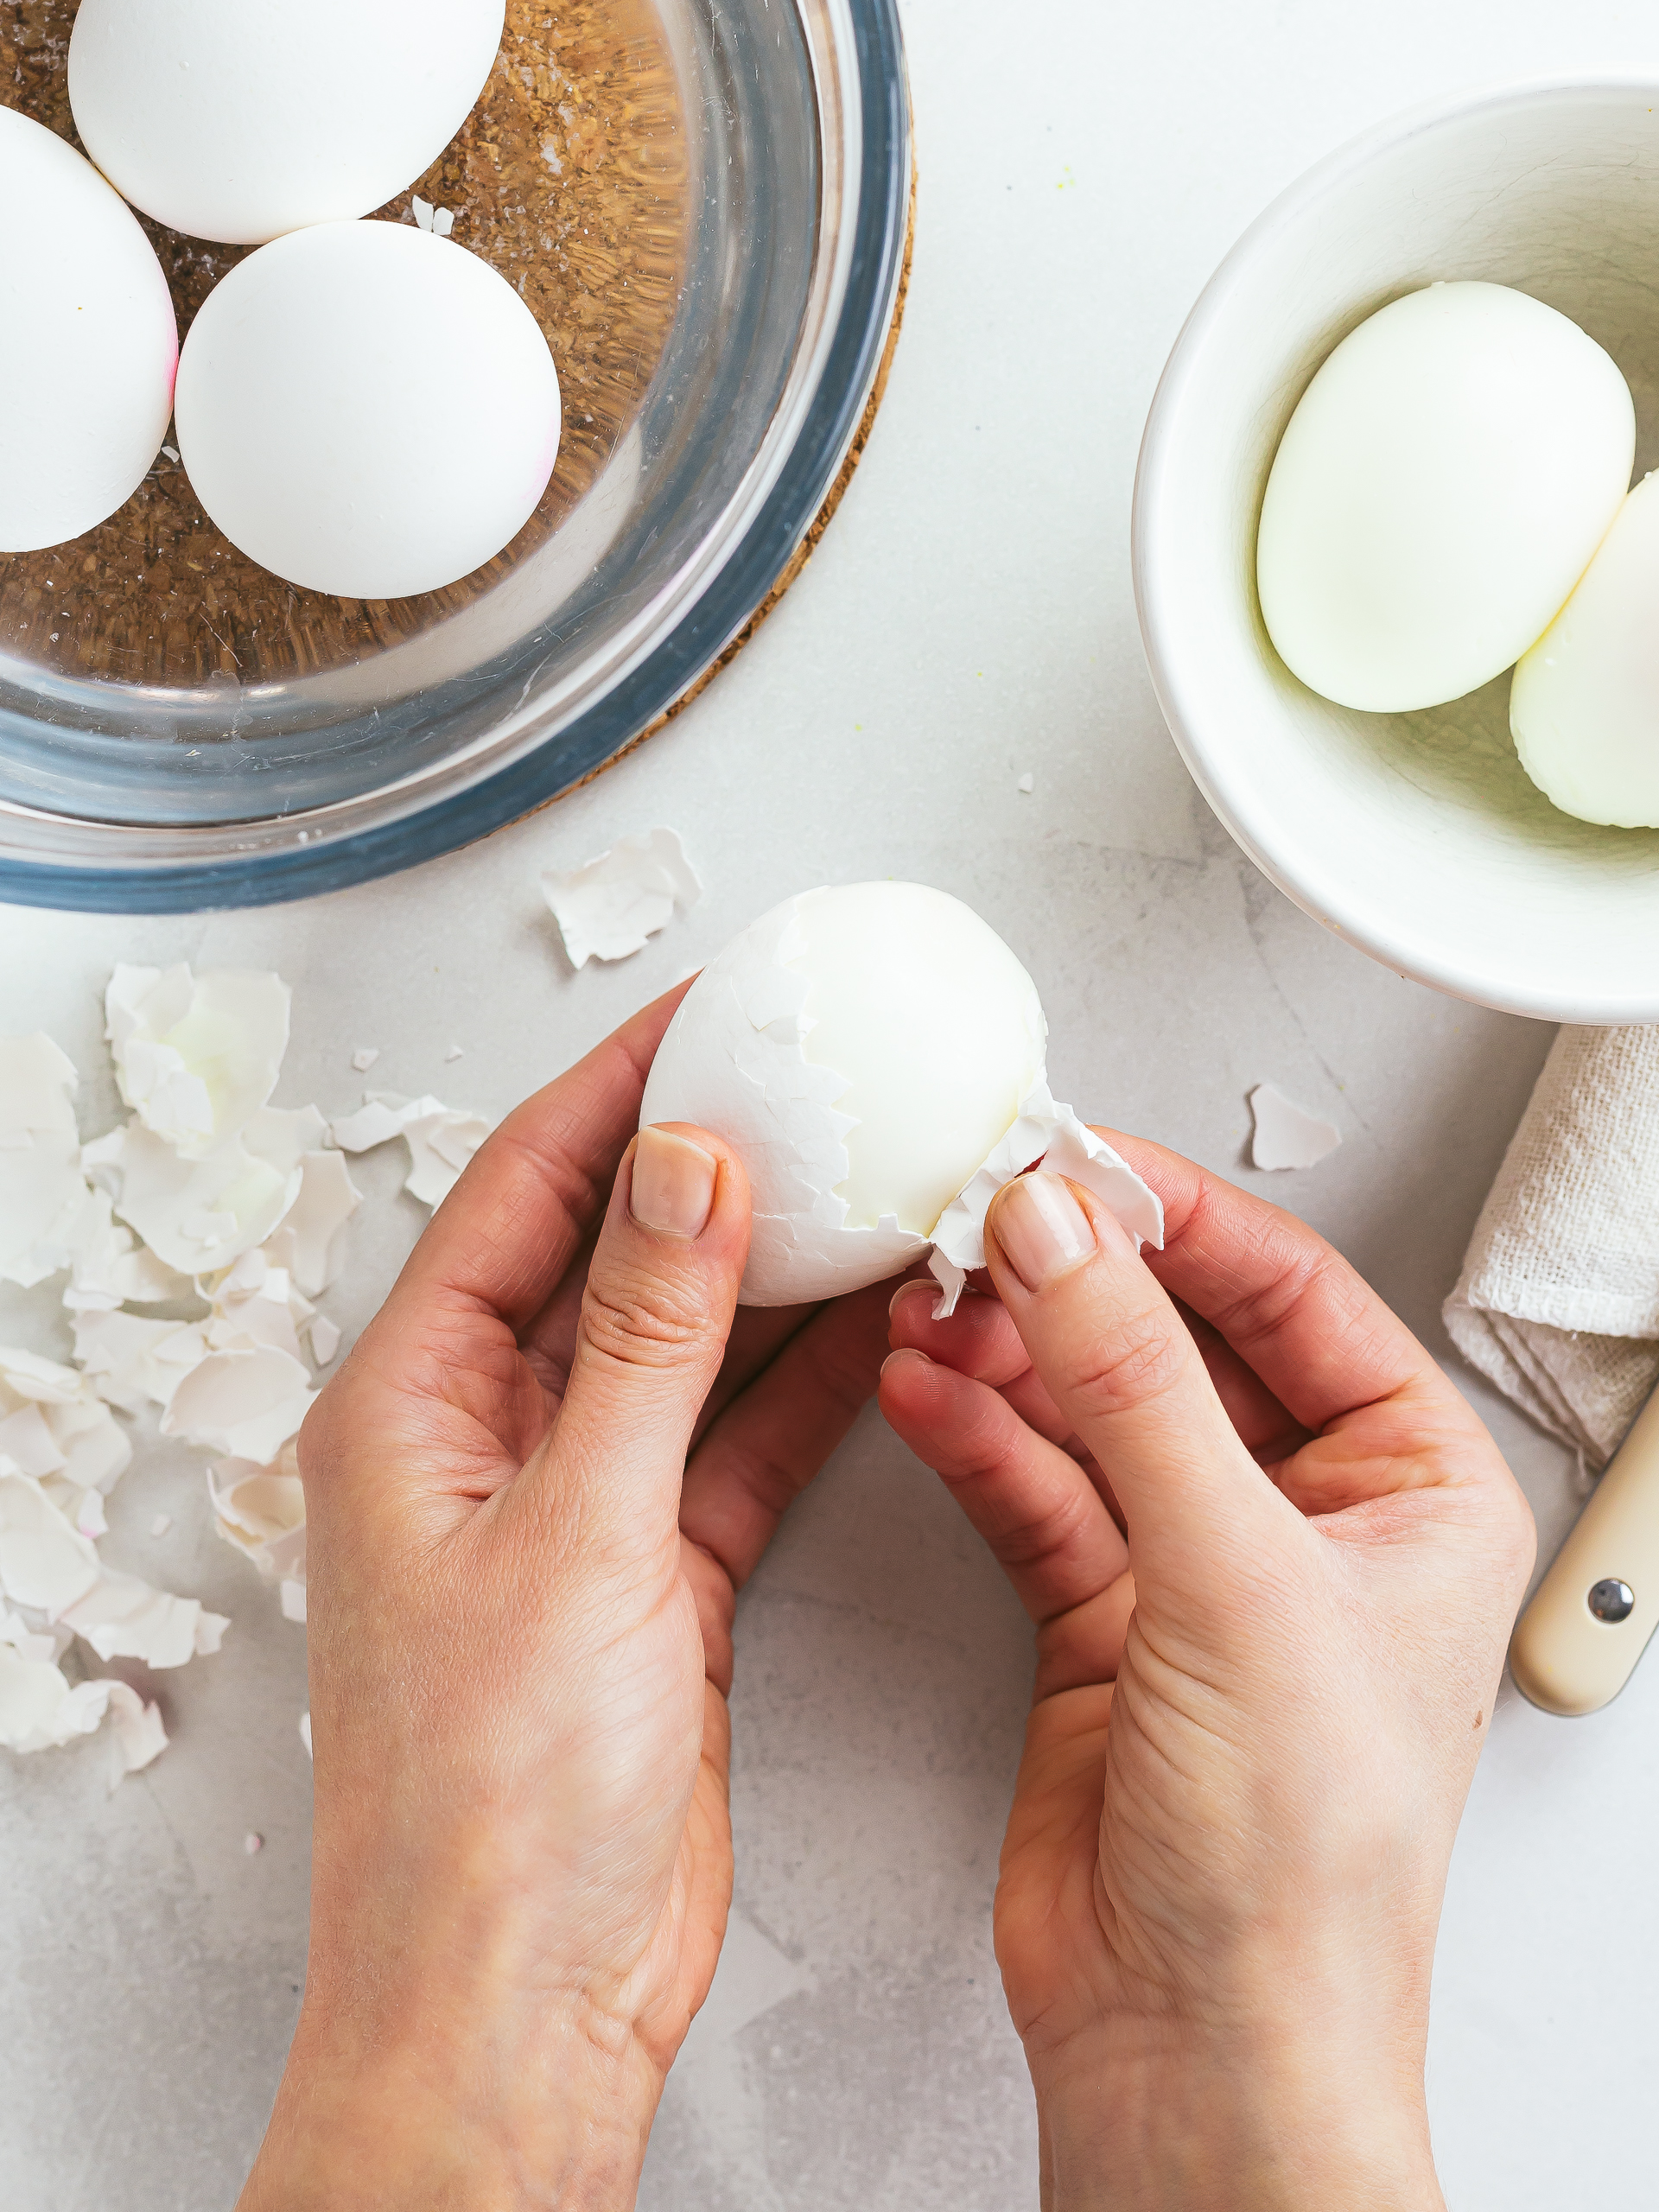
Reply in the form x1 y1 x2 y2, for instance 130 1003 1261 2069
240 985 893 2212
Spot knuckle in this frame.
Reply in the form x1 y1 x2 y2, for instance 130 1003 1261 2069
721 1438 807 1524
1059 1305 1190 1422
993 1484 1096 1578
1213 1228 1343 1350
815 1336 880 1423
581 1264 720 1372
940 1395 1018 1486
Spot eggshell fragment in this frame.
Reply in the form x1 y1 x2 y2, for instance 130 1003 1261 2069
207 1439 307 1586
0 959 364 1772
69 0 505 246
174 222 561 599
1248 1084 1341 1172
71 1312 209 1415
162 1346 315 1468
331 1091 493 1209
60 1564 228 1669
260 1153 362 1299
106 964 291 1162
82 1108 321 1277
1510 472 1659 827
1257 282 1634 713
0 1348 131 1498
0 1034 98 1289
0 107 177 553
543 829 702 968
0 1649 113 1756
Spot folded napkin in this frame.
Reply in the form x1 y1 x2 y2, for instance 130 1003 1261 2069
1444 1024 1659 1475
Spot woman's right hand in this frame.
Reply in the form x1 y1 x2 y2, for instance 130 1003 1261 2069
880 1139 1535 2211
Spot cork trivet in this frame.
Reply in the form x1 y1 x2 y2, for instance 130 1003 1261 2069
594 145 918 789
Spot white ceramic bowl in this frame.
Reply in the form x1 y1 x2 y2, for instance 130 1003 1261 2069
1133 77 1659 1023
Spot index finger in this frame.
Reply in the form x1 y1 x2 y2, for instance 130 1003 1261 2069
1094 1128 1438 1433
390 982 691 1328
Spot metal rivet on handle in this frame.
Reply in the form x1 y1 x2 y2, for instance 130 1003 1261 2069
1587 1578 1637 1624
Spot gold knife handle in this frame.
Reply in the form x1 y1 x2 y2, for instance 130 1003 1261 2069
1510 1387 1659 1716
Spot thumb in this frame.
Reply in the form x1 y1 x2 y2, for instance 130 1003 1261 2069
982 1171 1303 1599
518 1122 752 1568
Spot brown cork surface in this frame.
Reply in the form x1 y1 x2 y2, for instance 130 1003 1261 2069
568 143 918 799
0 0 690 686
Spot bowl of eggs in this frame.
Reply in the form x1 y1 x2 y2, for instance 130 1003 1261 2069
0 0 909 912
1134 76 1659 1023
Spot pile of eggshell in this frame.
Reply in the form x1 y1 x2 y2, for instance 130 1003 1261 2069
1 0 561 601
1257 280 1659 830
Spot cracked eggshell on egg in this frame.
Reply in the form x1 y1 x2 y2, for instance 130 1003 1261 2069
0 107 178 554
69 0 505 246
639 883 1052 1305
174 221 562 599
1257 282 1634 712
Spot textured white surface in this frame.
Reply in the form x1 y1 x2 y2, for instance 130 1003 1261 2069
1 2 1653 2204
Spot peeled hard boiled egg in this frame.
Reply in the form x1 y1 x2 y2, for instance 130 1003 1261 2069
1510 472 1659 828
1257 282 1634 714
0 107 177 554
68 0 504 246
174 222 561 601
639 882 1160 1307
777 882 1047 1234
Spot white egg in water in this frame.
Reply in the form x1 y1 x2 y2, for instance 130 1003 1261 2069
0 107 177 554
1257 282 1634 713
68 0 504 246
641 883 1052 1304
173 222 561 601
1510 472 1659 828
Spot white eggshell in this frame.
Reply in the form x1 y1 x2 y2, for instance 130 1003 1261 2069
1257 281 1634 713
1510 472 1659 827
173 222 561 601
0 108 177 554
68 0 504 246
640 883 1050 1305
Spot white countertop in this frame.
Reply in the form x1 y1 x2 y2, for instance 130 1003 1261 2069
5 2 1657 2204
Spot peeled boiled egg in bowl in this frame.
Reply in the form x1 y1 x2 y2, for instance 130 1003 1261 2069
0 0 908 913
1134 77 1659 1023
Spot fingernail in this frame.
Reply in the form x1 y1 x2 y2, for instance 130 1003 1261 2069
889 1279 932 1320
991 1172 1096 1293
631 1126 717 1239
881 1347 932 1378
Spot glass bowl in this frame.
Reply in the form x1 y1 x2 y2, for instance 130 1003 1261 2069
0 0 909 912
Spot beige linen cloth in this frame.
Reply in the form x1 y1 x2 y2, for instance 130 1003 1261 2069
1444 1025 1659 1478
